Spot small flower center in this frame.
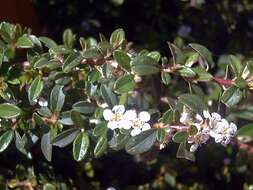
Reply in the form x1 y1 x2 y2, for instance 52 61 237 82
113 113 122 122
132 118 141 128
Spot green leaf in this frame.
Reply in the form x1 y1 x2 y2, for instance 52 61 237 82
147 51 161 62
39 37 57 48
234 77 247 89
94 136 107 158
168 42 184 65
82 48 103 59
0 103 21 119
229 55 242 77
109 132 131 151
0 130 14 152
41 130 52 161
114 75 135 94
16 35 34 48
221 86 242 107
49 45 71 54
172 131 188 143
28 76 44 102
72 101 96 115
52 128 80 148
93 123 108 137
50 85 65 113
162 109 175 124
237 124 253 142
15 131 27 155
156 128 166 142
176 142 187 158
161 72 171 85
189 43 214 66
131 55 159 75
71 110 84 128
73 132 90 161
110 28 125 47
178 66 196 77
125 129 156 155
114 50 131 71
100 84 117 107
62 53 82 73
0 51 4 68
178 94 207 115
43 183 57 190
192 67 213 81
87 69 102 82
63 28 76 48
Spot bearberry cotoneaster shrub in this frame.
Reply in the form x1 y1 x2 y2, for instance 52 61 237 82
0 21 253 189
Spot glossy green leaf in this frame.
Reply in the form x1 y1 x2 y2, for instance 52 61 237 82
114 50 131 71
16 35 34 48
41 130 52 161
109 132 131 151
39 36 57 48
178 94 207 115
50 85 65 113
0 103 21 119
82 48 103 59
110 28 125 47
15 131 27 155
71 110 84 128
162 109 175 124
178 66 196 77
125 129 156 155
114 75 135 94
156 128 166 142
221 86 242 107
63 28 76 48
93 122 108 137
73 132 90 161
0 130 14 152
52 128 80 148
94 136 107 158
100 84 117 107
62 53 82 73
229 55 242 77
172 131 188 143
72 101 96 115
192 67 213 81
161 72 171 85
168 42 184 65
189 43 214 66
28 76 44 102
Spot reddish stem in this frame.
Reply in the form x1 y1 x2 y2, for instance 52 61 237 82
169 125 190 131
212 77 233 86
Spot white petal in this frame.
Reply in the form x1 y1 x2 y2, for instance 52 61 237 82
139 111 150 122
130 128 142 136
211 112 221 121
209 130 217 138
195 114 203 124
142 123 151 131
217 119 229 129
180 112 190 124
229 122 237 134
103 109 114 121
203 110 211 119
214 135 223 143
112 105 125 114
107 121 118 130
121 120 132 130
123 110 137 121
190 144 199 152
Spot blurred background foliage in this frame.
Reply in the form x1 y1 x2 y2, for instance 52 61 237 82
1 0 253 189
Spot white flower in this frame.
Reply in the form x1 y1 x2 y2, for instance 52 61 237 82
203 110 221 129
38 99 48 107
210 119 237 146
129 111 151 136
180 111 191 125
103 105 127 130
188 130 210 152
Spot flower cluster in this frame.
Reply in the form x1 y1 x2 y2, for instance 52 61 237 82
180 108 237 152
103 105 151 136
